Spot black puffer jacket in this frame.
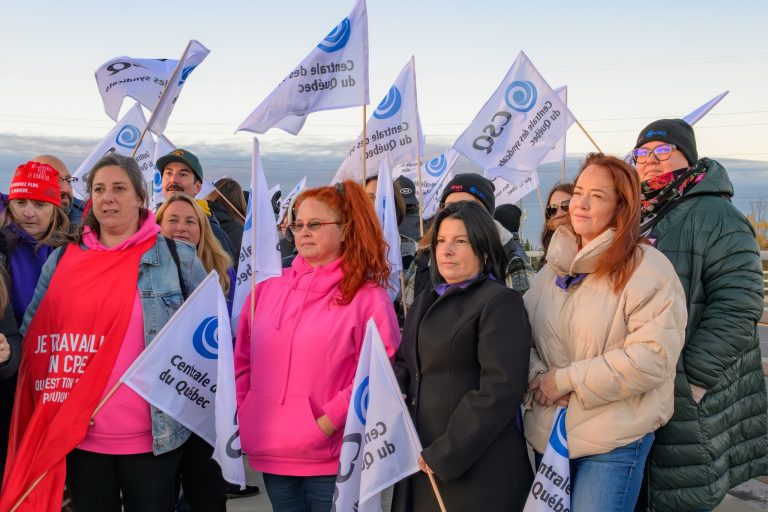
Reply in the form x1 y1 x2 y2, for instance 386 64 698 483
641 159 768 511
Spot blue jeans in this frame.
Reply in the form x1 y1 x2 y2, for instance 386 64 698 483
535 432 654 512
262 473 336 512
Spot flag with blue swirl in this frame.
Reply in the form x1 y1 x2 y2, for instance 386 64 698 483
237 0 369 135
523 406 570 512
149 134 176 209
373 156 402 299
332 319 422 512
71 103 156 200
453 51 575 186
119 271 246 487
334 56 425 183
394 148 460 219
94 39 209 135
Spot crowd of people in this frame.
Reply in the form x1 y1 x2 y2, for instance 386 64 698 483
0 118 766 512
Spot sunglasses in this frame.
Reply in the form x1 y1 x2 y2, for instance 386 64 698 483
545 200 570 218
288 220 341 233
632 144 677 164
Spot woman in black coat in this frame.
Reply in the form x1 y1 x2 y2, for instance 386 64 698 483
393 201 533 512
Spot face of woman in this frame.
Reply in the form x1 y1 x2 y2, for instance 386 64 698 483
159 201 201 246
293 198 344 267
436 218 481 284
570 165 619 246
547 190 572 229
364 179 377 204
91 165 144 238
8 199 55 238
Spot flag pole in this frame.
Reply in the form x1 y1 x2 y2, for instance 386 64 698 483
560 159 566 182
416 156 424 237
362 105 367 183
210 184 247 223
574 119 602 153
427 473 447 512
10 378 123 511
131 40 194 158
399 271 408 318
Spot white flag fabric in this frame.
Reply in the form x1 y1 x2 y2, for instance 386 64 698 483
523 406 570 512
121 272 246 487
683 90 729 125
454 51 575 183
277 177 307 224
198 178 217 199
72 103 156 200
538 86 568 165
231 138 283 332
486 171 540 206
394 148 460 218
237 0 368 135
332 319 422 511
334 56 425 183
374 157 402 300
146 40 210 136
95 40 209 132
150 135 177 209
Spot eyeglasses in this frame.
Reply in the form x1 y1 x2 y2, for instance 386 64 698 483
632 144 677 164
58 176 78 184
545 200 570 218
288 220 341 233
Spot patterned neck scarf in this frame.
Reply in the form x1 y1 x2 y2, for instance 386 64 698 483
639 163 707 237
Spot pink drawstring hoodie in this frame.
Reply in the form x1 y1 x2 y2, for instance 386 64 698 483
234 254 401 476
77 213 161 454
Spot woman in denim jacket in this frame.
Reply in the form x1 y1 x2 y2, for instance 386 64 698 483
11 154 206 512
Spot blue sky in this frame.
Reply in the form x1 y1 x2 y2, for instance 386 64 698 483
1 0 767 225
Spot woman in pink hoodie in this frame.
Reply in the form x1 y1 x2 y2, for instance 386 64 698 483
235 180 400 511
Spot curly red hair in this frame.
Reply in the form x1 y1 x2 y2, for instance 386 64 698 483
294 180 390 304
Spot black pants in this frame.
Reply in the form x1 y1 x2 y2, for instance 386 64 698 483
177 433 227 512
66 448 182 512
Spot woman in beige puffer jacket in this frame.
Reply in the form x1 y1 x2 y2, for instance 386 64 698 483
524 153 687 512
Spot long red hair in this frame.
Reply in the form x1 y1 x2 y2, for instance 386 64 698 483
575 153 644 293
294 180 390 304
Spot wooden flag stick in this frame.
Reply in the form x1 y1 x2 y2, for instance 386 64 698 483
209 184 246 223
399 271 408 318
427 472 448 512
416 156 424 237
10 471 47 512
362 104 368 183
561 159 566 183
574 119 602 153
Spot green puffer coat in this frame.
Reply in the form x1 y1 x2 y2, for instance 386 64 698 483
643 159 768 511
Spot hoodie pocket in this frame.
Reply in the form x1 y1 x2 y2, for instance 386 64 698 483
239 393 331 460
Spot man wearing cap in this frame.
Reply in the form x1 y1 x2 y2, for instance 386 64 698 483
29 155 85 230
394 176 422 241
403 173 533 306
631 119 768 511
156 149 235 261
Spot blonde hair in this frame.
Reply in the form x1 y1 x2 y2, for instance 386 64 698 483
0 203 70 249
157 193 233 295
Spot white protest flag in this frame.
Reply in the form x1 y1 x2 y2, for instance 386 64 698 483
334 56 425 183
539 86 568 165
231 139 282 332
332 319 422 511
71 104 156 200
237 0 368 135
277 177 307 224
454 51 575 184
374 157 402 299
523 406 570 512
121 272 246 487
145 40 210 136
394 148 460 216
150 135 177 209
95 40 209 127
198 178 217 199
683 90 729 125
486 171 540 206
